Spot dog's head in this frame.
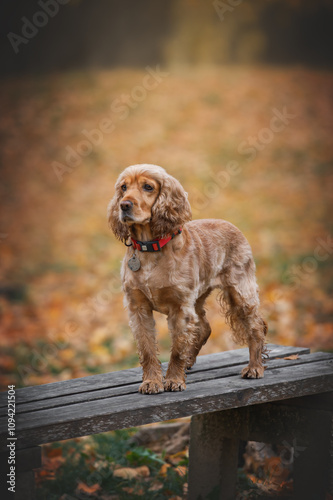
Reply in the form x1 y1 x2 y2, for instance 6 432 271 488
108 164 192 241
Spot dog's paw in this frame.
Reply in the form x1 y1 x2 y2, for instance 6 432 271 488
139 380 164 395
163 378 186 392
241 365 265 379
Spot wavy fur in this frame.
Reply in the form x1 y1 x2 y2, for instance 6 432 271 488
108 164 267 394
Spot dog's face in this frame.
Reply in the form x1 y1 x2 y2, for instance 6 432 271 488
108 164 192 241
117 171 160 226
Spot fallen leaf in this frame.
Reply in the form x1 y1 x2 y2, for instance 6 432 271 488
123 486 144 495
167 450 188 464
113 465 150 479
37 469 55 480
76 481 101 494
135 465 150 477
175 465 187 477
283 354 299 360
149 481 163 492
113 467 137 479
264 456 290 488
43 456 65 471
45 447 62 458
159 463 171 477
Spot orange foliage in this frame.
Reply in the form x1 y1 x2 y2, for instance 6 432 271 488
0 66 332 389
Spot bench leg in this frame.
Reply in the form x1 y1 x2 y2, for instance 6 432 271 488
293 414 333 500
17 446 41 500
188 412 239 500
1 446 41 500
188 399 333 500
16 471 36 500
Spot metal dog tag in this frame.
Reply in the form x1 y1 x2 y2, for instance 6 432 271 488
128 254 141 272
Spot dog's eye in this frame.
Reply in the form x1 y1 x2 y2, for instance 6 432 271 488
121 184 127 192
143 184 153 191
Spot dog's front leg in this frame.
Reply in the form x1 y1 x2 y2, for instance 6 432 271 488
165 306 198 392
126 289 164 394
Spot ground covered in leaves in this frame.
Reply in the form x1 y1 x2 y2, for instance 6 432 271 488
35 423 300 499
0 66 332 498
36 428 188 500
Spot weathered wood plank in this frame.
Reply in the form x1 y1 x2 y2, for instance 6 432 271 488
195 399 333 445
1 358 331 450
272 391 333 411
0 344 310 411
187 344 309 374
0 343 309 408
6 351 330 416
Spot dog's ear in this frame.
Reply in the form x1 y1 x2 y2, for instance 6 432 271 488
107 185 130 243
150 174 192 238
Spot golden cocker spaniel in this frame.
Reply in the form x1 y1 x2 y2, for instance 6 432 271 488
108 164 267 394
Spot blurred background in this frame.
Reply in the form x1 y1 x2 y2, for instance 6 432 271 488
0 0 332 390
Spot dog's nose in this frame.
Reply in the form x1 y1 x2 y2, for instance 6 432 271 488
120 200 133 212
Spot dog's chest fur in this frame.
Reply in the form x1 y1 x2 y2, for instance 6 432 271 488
121 247 222 316
122 254 188 314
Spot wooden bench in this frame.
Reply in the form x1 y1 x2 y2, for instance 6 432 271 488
1 344 333 500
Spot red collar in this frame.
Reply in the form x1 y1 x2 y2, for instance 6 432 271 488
129 228 182 252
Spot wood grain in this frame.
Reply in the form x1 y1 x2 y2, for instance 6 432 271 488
0 357 331 450
1 345 332 452
0 351 329 417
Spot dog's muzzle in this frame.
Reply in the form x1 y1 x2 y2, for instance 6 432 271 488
120 200 134 222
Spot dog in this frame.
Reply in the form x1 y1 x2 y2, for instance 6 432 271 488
108 164 267 394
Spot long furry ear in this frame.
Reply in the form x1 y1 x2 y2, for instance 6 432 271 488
150 174 192 238
107 188 129 243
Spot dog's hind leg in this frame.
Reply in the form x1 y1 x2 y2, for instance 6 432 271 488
218 258 267 378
